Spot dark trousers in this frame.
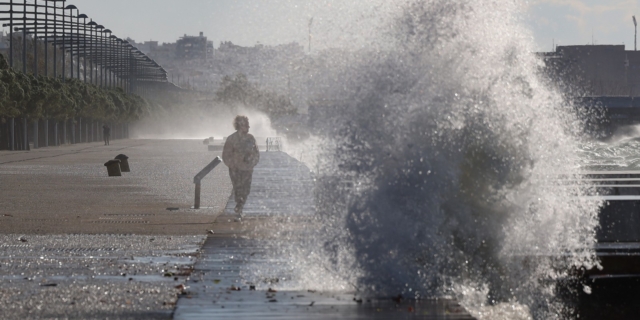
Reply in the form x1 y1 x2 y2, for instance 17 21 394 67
104 134 110 145
229 168 253 209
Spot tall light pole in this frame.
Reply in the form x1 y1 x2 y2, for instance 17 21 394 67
63 5 76 79
44 0 49 76
116 37 123 89
87 20 96 84
123 41 130 93
634 16 637 51
9 0 13 68
21 0 26 74
308 17 313 53
60 2 65 80
32 0 37 75
53 0 64 79
103 28 112 87
78 13 87 82
109 34 116 87
97 25 105 87
75 12 84 79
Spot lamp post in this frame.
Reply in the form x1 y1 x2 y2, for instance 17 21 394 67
11 0 27 151
126 42 134 92
60 2 65 80
43 0 49 76
52 0 64 78
130 47 139 94
21 0 25 75
122 42 128 92
78 13 86 81
102 28 111 87
634 16 637 52
117 38 124 89
100 26 107 87
114 37 120 89
8 0 13 68
108 34 116 88
96 24 104 86
63 4 76 79
308 17 313 53
32 0 37 76
87 20 96 84
75 12 85 79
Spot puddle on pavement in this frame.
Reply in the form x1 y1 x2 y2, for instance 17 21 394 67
125 255 196 265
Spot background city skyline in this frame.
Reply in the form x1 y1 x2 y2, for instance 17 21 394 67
2 1 639 52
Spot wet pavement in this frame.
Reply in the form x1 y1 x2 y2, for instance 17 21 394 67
175 237 473 320
0 140 230 319
0 234 203 319
0 139 232 234
0 141 475 319
175 152 475 320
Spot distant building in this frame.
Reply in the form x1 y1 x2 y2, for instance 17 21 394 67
540 45 640 96
139 41 158 54
125 33 305 96
176 32 213 60
218 41 260 55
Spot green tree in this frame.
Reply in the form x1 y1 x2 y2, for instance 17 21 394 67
215 73 296 116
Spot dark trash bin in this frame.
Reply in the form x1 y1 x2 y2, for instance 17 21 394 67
104 159 122 177
115 154 130 172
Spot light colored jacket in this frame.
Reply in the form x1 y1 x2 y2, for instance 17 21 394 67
222 132 260 171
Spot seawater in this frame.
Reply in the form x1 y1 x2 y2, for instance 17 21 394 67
578 125 640 171
249 1 608 319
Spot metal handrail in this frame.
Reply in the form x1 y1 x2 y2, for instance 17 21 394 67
266 137 282 152
193 156 222 209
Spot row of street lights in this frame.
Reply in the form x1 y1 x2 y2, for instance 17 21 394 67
0 1 173 151
0 0 170 94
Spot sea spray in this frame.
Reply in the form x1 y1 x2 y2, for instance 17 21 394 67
249 1 601 318
131 103 277 140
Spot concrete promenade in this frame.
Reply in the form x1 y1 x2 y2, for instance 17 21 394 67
174 152 474 320
0 140 474 319
0 139 232 235
0 139 231 319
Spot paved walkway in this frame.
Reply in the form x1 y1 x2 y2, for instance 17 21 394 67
224 151 315 217
0 139 231 235
174 152 474 320
0 139 231 319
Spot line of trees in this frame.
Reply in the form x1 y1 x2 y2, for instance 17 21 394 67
0 53 149 123
216 73 297 116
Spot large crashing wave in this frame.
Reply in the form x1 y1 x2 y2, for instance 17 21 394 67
256 1 601 318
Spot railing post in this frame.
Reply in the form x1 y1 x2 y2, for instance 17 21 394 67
44 119 49 147
194 182 201 209
54 122 59 146
23 117 27 150
10 118 14 151
33 119 38 149
192 157 222 209
71 119 75 144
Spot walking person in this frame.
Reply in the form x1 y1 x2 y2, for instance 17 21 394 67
222 115 260 219
103 124 110 145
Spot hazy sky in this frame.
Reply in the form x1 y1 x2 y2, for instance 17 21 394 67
528 0 640 50
2 1 640 52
